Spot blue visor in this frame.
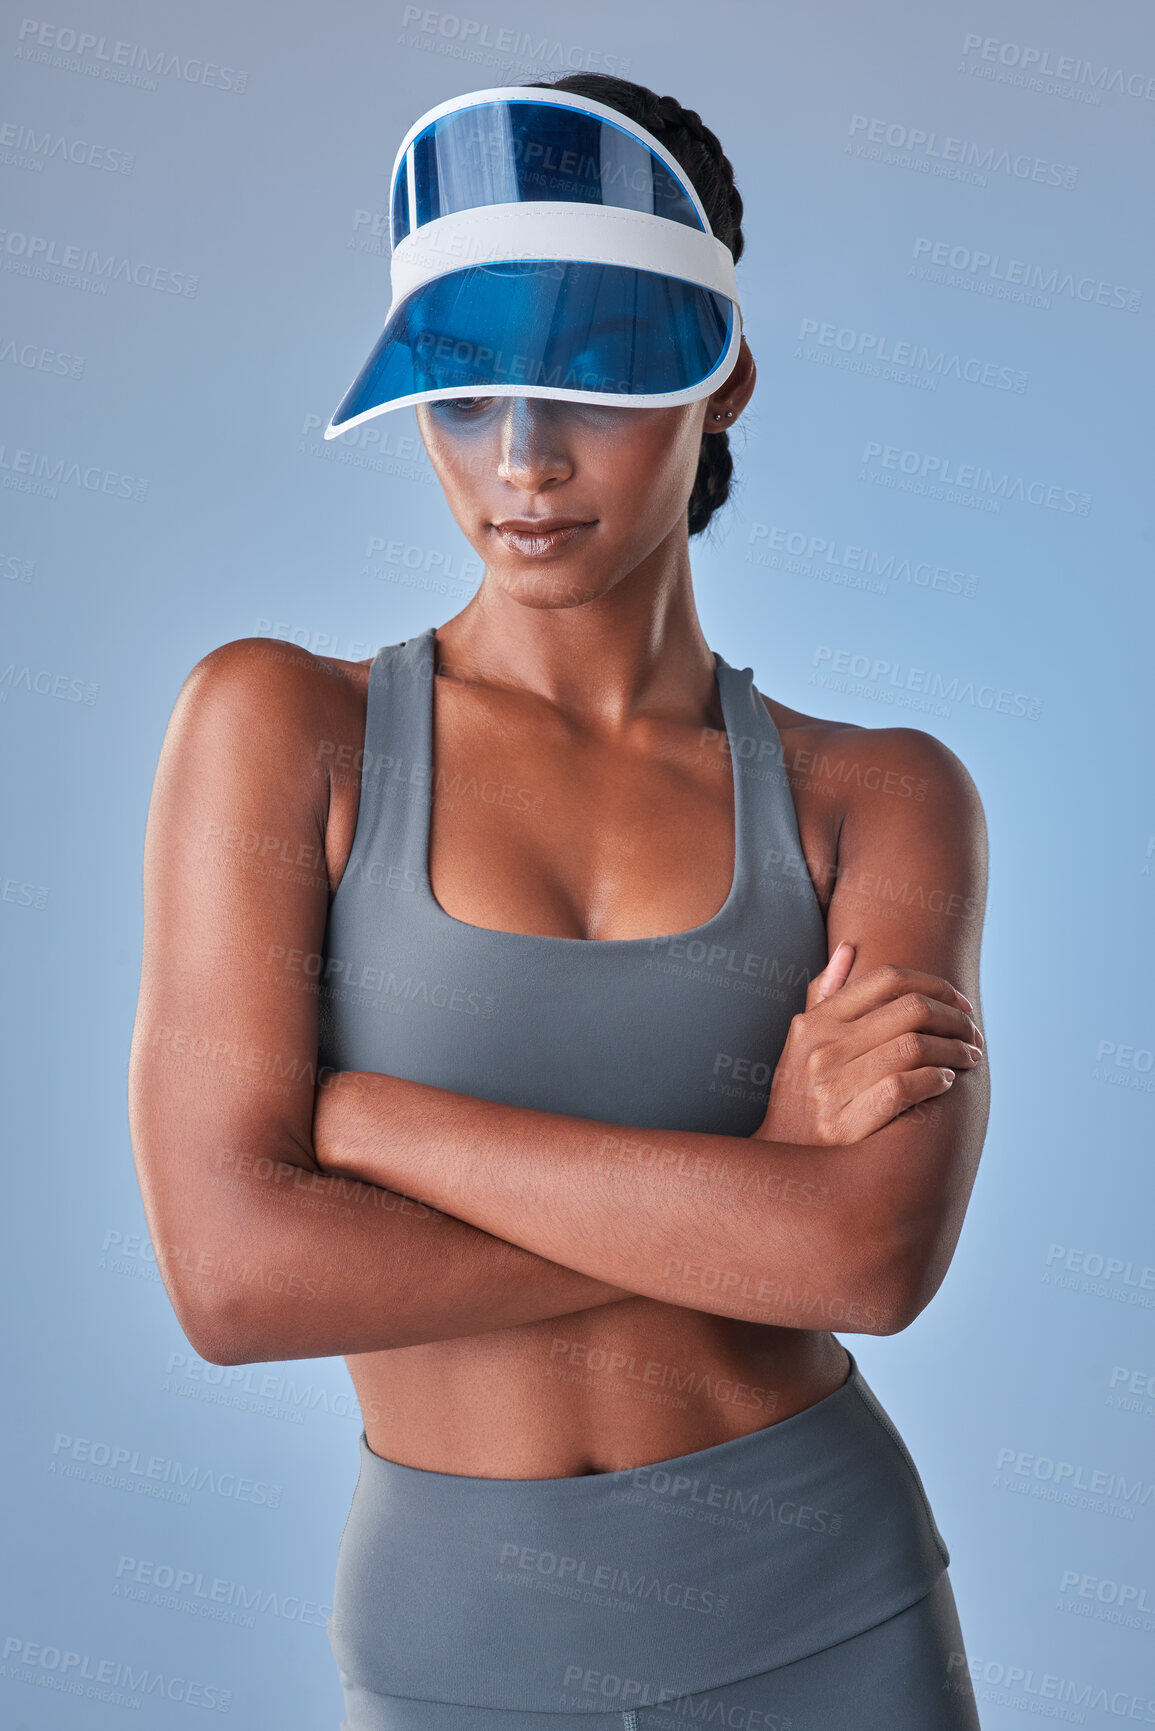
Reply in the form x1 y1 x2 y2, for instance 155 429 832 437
389 98 705 245
326 88 742 433
331 262 733 423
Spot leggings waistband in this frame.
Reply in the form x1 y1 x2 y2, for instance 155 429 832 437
329 1353 949 1713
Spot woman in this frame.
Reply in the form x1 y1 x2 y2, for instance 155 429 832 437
129 74 988 1728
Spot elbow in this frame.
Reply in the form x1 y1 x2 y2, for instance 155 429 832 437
166 1275 280 1368
182 1316 270 1368
862 1291 926 1339
173 1303 259 1368
856 1227 945 1337
143 1174 326 1366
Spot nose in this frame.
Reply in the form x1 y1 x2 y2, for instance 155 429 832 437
495 396 572 492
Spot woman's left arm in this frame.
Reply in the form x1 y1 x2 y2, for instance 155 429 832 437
313 728 988 1335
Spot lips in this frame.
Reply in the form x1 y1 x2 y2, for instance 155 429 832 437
492 518 595 557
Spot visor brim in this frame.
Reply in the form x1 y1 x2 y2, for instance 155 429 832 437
326 260 739 435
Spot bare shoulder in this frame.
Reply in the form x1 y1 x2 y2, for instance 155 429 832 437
757 686 985 834
143 639 379 894
169 637 371 785
756 690 988 997
178 635 371 729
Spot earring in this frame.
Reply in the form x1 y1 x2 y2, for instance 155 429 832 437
711 410 734 421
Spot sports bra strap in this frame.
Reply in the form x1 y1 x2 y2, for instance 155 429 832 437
716 655 814 904
338 634 434 892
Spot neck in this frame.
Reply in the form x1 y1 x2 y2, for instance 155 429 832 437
432 526 720 730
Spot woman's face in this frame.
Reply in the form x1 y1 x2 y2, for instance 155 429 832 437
414 343 753 611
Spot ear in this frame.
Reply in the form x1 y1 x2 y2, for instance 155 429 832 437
704 337 756 432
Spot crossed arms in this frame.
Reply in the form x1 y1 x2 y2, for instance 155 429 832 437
128 640 989 1365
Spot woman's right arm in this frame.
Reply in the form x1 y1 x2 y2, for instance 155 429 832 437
127 639 631 1366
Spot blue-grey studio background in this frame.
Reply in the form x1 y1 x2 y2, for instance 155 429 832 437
2 0 1153 1724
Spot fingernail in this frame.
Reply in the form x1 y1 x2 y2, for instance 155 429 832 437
965 1045 983 1062
955 992 973 1011
940 1069 956 1085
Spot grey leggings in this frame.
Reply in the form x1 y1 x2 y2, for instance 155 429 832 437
329 1356 981 1729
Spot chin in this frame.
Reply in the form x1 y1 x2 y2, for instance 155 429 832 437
503 576 609 611
485 558 615 611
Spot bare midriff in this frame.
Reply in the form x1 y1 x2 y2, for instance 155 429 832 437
347 1314 851 1478
325 651 851 1480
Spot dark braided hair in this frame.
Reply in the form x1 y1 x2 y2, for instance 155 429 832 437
524 73 745 537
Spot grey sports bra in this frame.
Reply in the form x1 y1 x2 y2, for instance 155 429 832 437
317 626 828 1136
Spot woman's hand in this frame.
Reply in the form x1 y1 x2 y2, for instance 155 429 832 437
752 942 984 1146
